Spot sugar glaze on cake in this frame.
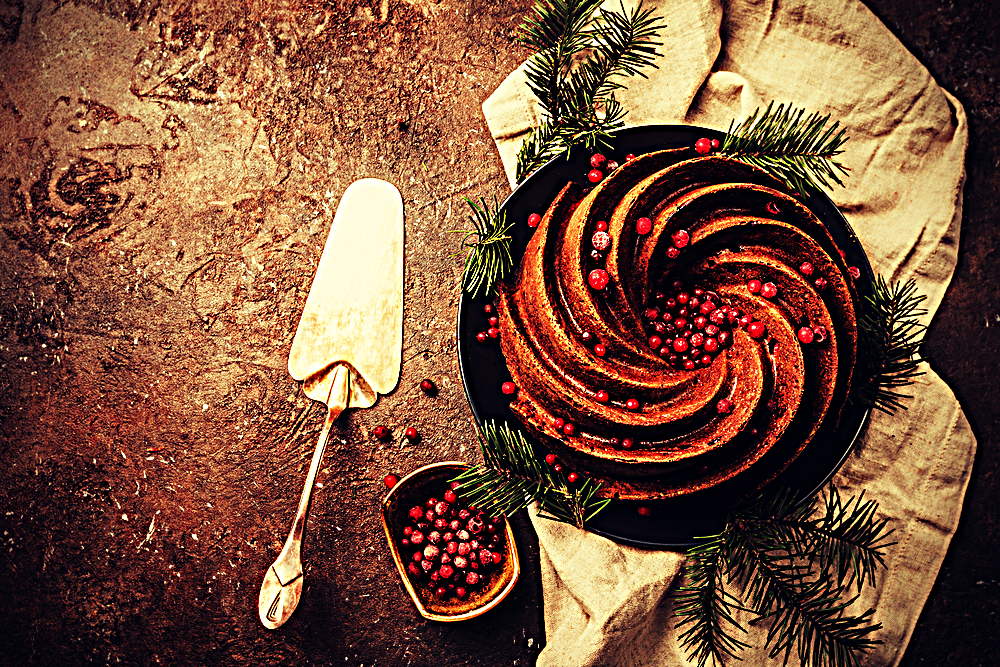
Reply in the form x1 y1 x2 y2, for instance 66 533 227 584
495 150 859 500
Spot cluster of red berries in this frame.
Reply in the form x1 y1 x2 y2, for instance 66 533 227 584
694 137 721 155
543 452 580 483
400 483 506 601
586 153 622 184
643 282 741 370
475 303 500 343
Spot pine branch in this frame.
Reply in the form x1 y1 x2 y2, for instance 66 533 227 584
720 102 849 196
450 196 514 299
854 276 927 414
448 421 611 529
675 486 893 667
674 534 752 667
515 0 665 182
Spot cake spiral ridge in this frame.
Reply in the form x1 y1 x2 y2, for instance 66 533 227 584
496 149 860 499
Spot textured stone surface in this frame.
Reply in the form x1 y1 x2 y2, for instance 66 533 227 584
0 0 996 665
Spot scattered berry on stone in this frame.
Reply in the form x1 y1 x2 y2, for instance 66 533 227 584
553 418 564 429
606 160 619 172
489 316 499 327
384 474 399 489
374 425 391 441
626 153 637 162
420 379 437 395
405 427 419 441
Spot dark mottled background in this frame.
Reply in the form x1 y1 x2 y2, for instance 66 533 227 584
0 0 996 665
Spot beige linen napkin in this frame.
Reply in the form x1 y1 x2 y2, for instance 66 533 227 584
481 1 976 665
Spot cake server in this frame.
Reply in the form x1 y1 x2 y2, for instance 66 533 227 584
258 178 403 629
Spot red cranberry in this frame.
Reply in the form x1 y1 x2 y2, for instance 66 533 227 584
407 563 421 577
717 398 734 414
489 316 499 327
666 246 680 259
606 160 619 172
849 266 861 279
424 544 440 560
492 552 503 565
401 538 410 547
476 331 487 343
425 509 435 522
553 417 564 429
710 138 720 149
384 474 399 489
690 332 705 347
622 438 634 449
454 554 468 568
468 516 484 534
563 422 576 436
766 201 780 215
456 587 467 598
595 220 609 232
434 518 447 530
626 153 637 162
591 231 611 251
761 282 778 299
449 519 462 531
405 427 419 441
705 324 719 336
673 338 689 353
590 154 606 169
695 138 711 154
637 506 652 517
487 327 499 338
799 262 814 277
748 321 767 339
798 327 815 344
527 213 541 228
567 472 579 483
814 277 828 291
626 398 640 410
699 301 715 315
594 343 606 357
648 335 662 350
435 501 450 516
411 531 425 546
747 279 762 293
581 331 594 344
419 378 437 395
466 572 480 586
672 229 690 248
704 338 719 353
439 563 454 579
457 529 470 541
738 314 752 328
374 425 391 441
588 269 610 290
409 506 424 521
636 217 652 235
709 309 726 325
813 325 828 342
674 317 688 331
403 526 413 537
700 354 712 365
444 489 457 503
554 464 563 473
501 381 516 395
446 541 458 554
694 316 708 329
545 453 557 465
588 169 603 183
420 559 434 573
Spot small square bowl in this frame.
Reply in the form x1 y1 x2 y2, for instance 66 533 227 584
381 461 520 622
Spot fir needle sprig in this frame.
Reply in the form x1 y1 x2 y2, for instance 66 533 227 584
854 277 927 414
449 421 611 528
720 102 850 196
674 487 895 667
515 0 666 182
452 196 514 299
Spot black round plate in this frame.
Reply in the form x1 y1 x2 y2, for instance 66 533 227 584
457 125 874 550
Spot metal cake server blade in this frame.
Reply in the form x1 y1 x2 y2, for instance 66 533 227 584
258 178 403 629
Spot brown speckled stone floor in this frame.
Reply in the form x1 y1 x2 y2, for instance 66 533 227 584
0 0 996 665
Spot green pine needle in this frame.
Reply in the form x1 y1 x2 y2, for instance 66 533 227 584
451 196 514 299
515 0 665 182
449 421 611 529
674 486 895 667
854 277 927 414
720 102 850 196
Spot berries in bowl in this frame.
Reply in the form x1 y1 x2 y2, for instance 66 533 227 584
380 461 520 621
